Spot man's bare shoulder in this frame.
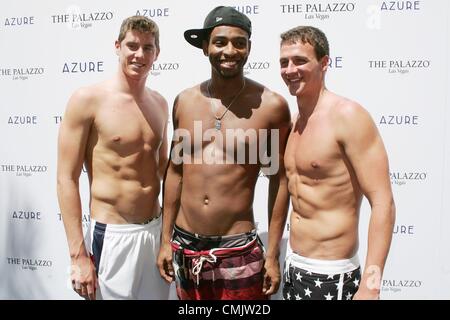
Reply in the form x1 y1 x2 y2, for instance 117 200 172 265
264 88 289 110
247 79 287 108
64 83 108 121
172 83 204 113
331 94 372 124
330 93 377 141
255 81 291 125
176 83 204 103
146 88 169 115
67 81 109 107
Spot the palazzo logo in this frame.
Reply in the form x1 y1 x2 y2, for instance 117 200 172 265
3 16 35 27
150 62 180 76
7 257 53 271
1 164 48 177
280 2 356 20
379 115 419 126
244 61 270 75
0 67 45 81
135 8 170 18
54 115 62 124
382 279 422 293
58 212 91 229
51 6 113 30
368 59 430 75
62 61 104 74
389 171 427 186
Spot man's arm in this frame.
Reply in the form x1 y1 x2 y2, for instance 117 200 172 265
157 96 183 283
338 102 396 300
57 88 97 300
158 100 169 179
263 94 291 296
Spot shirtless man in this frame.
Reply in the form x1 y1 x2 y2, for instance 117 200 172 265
157 6 291 300
279 26 395 300
57 16 169 300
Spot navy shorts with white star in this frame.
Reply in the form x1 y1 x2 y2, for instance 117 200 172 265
283 263 361 300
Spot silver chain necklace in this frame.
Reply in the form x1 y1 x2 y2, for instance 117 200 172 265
207 79 246 130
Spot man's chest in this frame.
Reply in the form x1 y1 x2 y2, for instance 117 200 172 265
93 102 163 153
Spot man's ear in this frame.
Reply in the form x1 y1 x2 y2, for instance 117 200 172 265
248 39 252 54
321 55 329 72
202 40 209 56
115 40 120 56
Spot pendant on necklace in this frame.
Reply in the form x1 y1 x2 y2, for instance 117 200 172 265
215 119 221 130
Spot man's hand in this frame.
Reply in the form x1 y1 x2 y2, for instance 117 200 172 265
157 241 174 283
262 257 281 296
353 287 380 300
70 255 97 300
353 266 382 300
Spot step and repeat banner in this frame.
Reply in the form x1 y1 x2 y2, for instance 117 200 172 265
1 0 449 299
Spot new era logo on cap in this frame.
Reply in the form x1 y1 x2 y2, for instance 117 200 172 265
184 6 252 49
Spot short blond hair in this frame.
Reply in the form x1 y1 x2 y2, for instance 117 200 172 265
118 16 160 50
280 26 329 60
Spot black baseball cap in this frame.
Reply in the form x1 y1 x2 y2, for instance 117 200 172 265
184 6 252 49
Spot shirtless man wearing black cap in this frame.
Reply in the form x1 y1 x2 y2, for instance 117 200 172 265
157 6 291 300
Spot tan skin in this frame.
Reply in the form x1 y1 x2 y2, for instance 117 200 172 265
280 41 395 299
157 26 291 296
57 30 168 300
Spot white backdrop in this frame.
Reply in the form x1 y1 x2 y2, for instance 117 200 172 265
1 0 449 299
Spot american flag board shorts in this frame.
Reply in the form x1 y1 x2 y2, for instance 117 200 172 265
283 252 361 300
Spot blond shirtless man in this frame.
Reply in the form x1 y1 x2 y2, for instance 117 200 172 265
279 26 395 300
57 16 169 300
157 6 291 300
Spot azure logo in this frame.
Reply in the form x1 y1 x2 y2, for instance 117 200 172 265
11 211 42 221
3 16 35 26
62 61 104 73
380 1 420 11
7 115 38 125
393 224 415 235
379 115 419 126
135 8 169 18
232 5 260 15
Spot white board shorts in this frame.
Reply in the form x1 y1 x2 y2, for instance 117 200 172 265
85 215 170 300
